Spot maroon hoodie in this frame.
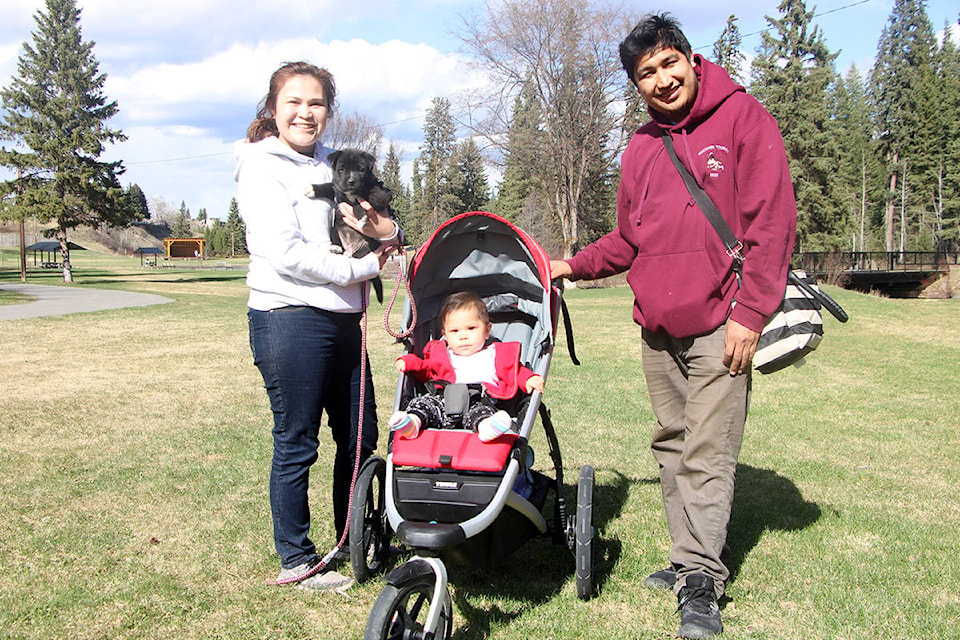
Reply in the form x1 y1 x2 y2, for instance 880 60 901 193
567 56 796 337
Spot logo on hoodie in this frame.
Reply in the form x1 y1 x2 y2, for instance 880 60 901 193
698 144 728 179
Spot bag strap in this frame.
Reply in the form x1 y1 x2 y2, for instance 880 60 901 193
659 129 849 323
559 292 581 365
658 128 744 264
787 271 849 323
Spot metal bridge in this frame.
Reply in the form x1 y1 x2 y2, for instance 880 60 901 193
794 251 960 297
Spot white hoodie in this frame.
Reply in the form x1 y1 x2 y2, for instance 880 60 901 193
234 137 380 313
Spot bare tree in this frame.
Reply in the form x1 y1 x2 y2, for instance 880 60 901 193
325 109 384 158
455 0 631 257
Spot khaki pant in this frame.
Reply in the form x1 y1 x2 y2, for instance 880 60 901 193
641 322 750 597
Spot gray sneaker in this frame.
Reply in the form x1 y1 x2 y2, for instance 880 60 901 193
273 558 323 585
297 569 354 591
677 574 722 639
644 565 677 589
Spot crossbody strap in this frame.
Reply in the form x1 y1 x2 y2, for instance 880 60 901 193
659 129 849 323
658 128 744 264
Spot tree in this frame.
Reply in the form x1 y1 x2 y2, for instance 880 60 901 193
451 138 490 214
712 14 746 84
870 0 938 251
409 97 458 243
751 0 842 250
0 0 129 282
224 198 247 256
493 78 544 224
325 109 384 156
931 19 960 250
456 0 630 257
381 142 411 233
828 65 885 251
172 201 192 237
124 183 150 220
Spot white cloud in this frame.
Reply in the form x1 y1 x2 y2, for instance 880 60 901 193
95 36 484 217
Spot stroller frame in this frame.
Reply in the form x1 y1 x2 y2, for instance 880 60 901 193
349 212 594 640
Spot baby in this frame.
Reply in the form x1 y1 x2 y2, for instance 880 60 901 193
390 291 545 442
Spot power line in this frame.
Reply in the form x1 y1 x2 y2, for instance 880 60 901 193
125 151 232 166
740 0 874 41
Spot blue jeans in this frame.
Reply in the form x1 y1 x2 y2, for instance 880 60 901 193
249 306 378 568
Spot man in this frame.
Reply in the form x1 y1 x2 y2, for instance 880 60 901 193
551 13 796 639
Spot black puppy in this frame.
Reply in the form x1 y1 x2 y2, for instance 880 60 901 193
307 148 393 302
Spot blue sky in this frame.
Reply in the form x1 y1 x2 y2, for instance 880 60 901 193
2 0 957 220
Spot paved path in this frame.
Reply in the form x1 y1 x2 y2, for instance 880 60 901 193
0 283 173 321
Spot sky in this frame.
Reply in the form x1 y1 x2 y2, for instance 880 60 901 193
1 0 957 220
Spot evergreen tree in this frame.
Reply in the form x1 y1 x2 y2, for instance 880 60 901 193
124 183 150 220
410 97 458 243
494 77 545 224
172 201 192 236
225 197 247 256
196 207 207 225
381 142 411 234
829 65 885 251
870 0 939 251
452 138 490 214
0 0 129 282
712 14 746 84
751 0 842 250
932 20 960 250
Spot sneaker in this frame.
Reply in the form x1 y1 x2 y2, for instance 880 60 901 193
477 410 512 442
676 574 723 639
297 569 354 592
273 557 323 585
389 411 421 439
644 565 677 589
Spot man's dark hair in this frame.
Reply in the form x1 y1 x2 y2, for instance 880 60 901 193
619 13 693 82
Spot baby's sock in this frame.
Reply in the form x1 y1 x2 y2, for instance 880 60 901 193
389 411 422 439
477 410 512 443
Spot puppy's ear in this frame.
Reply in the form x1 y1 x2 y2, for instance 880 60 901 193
327 150 341 167
358 150 376 170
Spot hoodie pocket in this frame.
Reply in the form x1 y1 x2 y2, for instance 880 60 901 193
627 248 725 333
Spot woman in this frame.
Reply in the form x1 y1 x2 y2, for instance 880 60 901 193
235 61 398 590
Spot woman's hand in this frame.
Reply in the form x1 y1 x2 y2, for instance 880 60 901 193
338 199 398 242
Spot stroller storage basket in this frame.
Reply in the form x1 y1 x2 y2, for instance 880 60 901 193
393 468 505 524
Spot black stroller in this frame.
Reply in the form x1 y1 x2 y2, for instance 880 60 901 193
348 211 594 639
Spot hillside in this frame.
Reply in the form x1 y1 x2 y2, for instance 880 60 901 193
0 221 171 256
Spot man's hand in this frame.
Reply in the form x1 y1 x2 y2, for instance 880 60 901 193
550 260 572 279
723 320 760 375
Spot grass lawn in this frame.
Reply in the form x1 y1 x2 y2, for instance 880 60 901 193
1 252 958 639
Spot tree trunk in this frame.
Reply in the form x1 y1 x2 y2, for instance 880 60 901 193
885 150 898 252
58 230 73 283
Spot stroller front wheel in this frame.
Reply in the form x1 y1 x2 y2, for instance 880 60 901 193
350 456 390 583
364 574 453 640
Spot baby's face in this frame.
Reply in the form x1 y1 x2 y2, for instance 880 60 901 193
442 307 491 356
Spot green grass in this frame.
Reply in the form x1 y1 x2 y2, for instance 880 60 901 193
1 254 958 639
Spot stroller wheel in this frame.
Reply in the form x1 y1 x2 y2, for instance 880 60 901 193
364 575 453 640
575 465 595 600
350 456 390 583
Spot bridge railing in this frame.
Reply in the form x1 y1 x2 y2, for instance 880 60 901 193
795 251 960 275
